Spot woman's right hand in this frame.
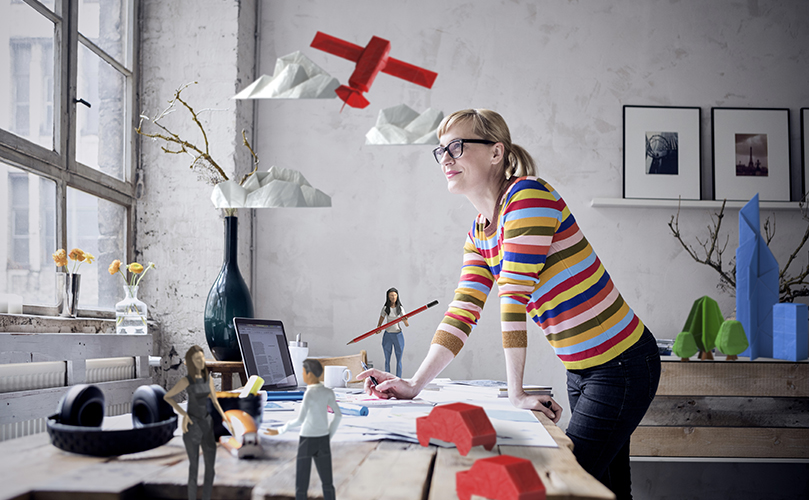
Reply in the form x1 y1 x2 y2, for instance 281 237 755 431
358 368 420 400
182 414 193 433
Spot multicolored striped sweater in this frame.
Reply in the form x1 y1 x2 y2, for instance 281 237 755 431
431 177 645 370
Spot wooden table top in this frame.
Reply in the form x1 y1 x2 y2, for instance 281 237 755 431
0 411 613 500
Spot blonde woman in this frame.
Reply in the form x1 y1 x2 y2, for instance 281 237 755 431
360 109 661 500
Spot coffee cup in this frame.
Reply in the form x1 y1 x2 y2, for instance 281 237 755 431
324 365 351 388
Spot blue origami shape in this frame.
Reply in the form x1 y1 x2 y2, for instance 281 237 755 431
773 303 808 362
736 194 780 359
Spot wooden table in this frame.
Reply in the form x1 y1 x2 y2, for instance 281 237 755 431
0 411 613 500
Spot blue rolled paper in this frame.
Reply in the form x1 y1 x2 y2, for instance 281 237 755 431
773 303 808 362
736 194 779 360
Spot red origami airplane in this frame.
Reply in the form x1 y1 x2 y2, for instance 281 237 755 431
310 31 438 109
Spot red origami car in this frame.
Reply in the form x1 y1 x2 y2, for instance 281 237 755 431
456 455 546 500
416 402 496 456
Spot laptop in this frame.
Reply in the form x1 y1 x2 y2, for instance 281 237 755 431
232 318 298 391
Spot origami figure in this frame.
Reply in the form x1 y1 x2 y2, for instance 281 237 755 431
416 402 496 456
164 345 232 500
672 330 699 360
265 359 341 500
457 455 546 500
736 194 779 359
715 320 749 360
680 296 725 360
310 31 438 109
773 303 809 361
377 287 409 378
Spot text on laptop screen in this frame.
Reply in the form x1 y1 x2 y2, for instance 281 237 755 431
237 321 296 388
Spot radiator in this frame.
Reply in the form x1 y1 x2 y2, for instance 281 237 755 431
0 357 135 441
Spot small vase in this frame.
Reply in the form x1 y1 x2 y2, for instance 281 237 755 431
116 285 148 335
57 272 81 317
204 216 254 361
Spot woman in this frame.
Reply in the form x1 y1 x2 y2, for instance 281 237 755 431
359 109 661 499
164 345 231 500
377 287 409 377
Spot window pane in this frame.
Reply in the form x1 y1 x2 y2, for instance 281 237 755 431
0 1 56 150
76 42 126 180
79 0 131 69
67 187 126 310
0 161 57 305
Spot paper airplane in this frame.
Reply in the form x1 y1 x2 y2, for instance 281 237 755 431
211 166 331 208
365 105 443 145
310 31 438 109
233 51 339 100
736 194 779 359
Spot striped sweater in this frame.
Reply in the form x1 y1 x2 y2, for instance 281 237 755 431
431 177 645 370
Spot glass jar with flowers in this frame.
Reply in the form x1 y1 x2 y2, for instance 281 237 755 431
109 260 155 335
53 248 95 317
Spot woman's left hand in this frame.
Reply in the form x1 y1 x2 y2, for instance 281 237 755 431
510 391 562 423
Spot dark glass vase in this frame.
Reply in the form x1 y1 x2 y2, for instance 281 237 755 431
204 216 254 361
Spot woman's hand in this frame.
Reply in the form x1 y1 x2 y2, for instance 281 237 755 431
182 414 193 433
264 428 279 436
509 391 562 423
357 368 420 400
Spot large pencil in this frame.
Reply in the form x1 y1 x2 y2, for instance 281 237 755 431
347 300 439 345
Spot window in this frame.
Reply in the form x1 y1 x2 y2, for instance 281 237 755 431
0 0 137 314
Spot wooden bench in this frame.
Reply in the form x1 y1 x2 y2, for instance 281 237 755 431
631 358 809 459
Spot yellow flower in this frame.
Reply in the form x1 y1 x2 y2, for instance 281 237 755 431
68 248 85 262
109 259 121 275
52 249 68 268
128 262 144 274
84 252 96 264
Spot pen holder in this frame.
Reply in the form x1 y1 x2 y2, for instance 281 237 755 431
209 392 265 439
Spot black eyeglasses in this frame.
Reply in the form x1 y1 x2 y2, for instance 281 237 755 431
432 138 495 163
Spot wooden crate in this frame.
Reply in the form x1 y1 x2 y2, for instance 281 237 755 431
631 358 809 459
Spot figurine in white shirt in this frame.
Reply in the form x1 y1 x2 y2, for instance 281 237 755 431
265 359 341 500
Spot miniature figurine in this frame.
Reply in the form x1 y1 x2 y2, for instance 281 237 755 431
377 287 409 377
164 345 232 500
265 359 342 500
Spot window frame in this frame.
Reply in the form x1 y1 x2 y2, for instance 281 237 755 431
0 0 139 317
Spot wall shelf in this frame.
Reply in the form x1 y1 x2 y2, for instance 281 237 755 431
591 198 802 210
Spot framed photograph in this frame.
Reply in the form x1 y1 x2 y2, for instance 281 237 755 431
623 105 701 200
711 107 791 202
802 108 808 199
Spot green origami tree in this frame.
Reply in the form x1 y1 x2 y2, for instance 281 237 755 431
679 296 725 360
714 320 749 361
672 330 699 360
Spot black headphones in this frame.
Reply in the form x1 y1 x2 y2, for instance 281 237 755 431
47 384 178 457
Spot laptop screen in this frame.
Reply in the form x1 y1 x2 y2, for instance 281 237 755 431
233 318 297 391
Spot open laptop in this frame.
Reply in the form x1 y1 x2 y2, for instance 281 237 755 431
232 318 298 391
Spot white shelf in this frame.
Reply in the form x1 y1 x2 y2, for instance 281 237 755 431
591 198 802 210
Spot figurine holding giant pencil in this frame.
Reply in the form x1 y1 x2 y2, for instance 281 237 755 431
347 298 439 345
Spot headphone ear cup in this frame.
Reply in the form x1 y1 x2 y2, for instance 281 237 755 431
56 384 105 427
132 384 174 427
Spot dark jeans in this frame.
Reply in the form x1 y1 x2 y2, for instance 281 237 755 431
382 330 405 378
565 327 661 500
296 435 335 500
183 414 216 500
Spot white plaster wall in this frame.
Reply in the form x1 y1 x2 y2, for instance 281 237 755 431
138 0 256 388
251 0 809 431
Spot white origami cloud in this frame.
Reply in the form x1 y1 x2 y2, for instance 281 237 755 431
211 166 331 208
365 104 444 145
233 51 339 100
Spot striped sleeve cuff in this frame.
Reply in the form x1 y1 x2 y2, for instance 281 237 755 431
502 330 528 348
431 330 465 356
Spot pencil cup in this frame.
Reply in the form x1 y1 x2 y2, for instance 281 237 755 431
324 365 351 388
